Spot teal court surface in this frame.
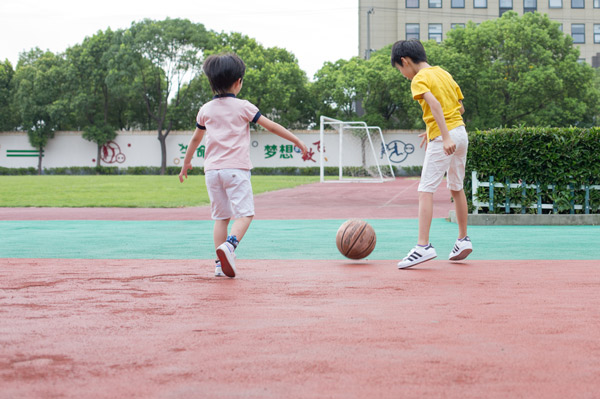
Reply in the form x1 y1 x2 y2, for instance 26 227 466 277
2 219 599 260
1 178 599 399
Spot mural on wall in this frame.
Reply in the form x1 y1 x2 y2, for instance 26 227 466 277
381 140 415 164
101 141 126 164
176 140 327 164
0 131 424 169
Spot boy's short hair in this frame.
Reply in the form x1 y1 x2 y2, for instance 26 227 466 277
391 40 428 67
203 53 246 95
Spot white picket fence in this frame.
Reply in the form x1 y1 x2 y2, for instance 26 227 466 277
471 171 600 215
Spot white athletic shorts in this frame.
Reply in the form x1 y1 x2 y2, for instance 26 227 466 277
205 169 255 220
418 125 469 193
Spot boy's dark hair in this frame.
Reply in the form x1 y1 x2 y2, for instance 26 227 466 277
390 40 427 67
203 53 246 95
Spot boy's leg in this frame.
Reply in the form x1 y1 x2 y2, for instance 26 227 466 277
398 138 446 269
213 219 230 250
417 191 434 246
450 189 468 239
216 169 254 278
229 216 254 242
446 127 472 260
449 188 472 260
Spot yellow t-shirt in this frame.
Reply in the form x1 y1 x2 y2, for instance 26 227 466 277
411 66 464 141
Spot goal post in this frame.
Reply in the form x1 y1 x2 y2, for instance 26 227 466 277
319 115 395 183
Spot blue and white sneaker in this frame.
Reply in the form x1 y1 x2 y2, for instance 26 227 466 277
397 244 437 269
215 260 225 277
216 242 237 278
449 236 473 261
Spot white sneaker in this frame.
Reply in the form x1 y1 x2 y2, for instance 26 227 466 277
397 244 437 269
216 242 236 278
449 236 473 261
215 261 225 277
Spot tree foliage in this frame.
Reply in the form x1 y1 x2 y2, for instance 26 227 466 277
1 14 599 174
0 60 16 131
438 12 599 128
12 49 71 173
122 18 212 174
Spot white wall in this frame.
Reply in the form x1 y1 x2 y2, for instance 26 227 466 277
0 130 426 169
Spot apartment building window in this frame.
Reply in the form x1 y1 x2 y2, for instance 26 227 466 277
524 0 537 12
452 0 465 7
500 0 513 14
430 0 442 7
558 23 563 32
451 23 466 29
406 0 420 8
406 24 420 39
571 0 584 7
594 24 600 43
474 0 488 7
571 24 585 43
429 24 443 42
595 0 600 7
549 0 562 7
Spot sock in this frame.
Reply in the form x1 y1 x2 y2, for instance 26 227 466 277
226 235 239 249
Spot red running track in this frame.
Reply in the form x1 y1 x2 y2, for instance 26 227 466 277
0 177 454 221
1 258 599 398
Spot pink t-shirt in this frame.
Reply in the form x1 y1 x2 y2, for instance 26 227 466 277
196 94 261 171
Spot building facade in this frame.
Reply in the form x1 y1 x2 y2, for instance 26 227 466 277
359 0 600 66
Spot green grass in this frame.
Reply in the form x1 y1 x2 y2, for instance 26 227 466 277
0 175 319 207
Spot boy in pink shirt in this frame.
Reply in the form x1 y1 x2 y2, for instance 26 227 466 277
179 53 308 278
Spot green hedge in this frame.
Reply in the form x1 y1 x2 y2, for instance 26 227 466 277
466 127 600 214
0 165 420 177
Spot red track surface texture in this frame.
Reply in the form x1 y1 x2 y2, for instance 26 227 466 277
1 258 599 399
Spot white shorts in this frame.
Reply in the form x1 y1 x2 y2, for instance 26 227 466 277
418 125 469 193
205 169 255 220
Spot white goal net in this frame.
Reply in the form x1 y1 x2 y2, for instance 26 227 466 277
319 116 395 183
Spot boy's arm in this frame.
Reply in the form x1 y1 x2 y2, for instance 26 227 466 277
422 92 456 156
255 115 308 156
178 127 205 182
459 100 465 115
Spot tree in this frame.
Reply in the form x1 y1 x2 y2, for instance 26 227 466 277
360 47 422 129
67 29 122 167
440 12 599 128
12 49 70 174
311 58 367 122
0 60 16 131
210 32 314 129
310 52 421 130
123 18 212 174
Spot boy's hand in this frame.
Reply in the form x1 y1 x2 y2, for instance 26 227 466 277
418 132 428 148
443 137 456 155
297 142 309 158
179 164 192 183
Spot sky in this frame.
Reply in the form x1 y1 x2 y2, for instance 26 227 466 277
0 0 359 79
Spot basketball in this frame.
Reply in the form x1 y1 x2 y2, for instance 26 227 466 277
336 219 376 260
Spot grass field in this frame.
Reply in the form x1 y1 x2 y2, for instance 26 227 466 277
0 175 319 207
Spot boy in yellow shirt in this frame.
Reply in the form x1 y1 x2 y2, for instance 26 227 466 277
391 39 473 268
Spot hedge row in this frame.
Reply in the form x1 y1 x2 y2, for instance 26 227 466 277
466 127 600 214
0 165 421 177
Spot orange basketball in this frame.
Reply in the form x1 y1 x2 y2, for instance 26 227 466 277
336 219 376 260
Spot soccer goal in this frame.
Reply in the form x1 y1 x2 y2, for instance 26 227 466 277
319 115 395 183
